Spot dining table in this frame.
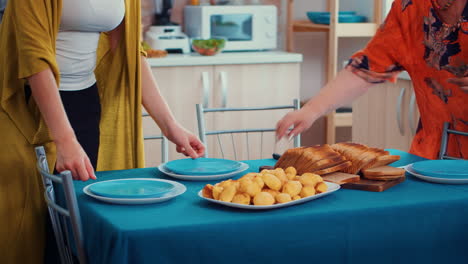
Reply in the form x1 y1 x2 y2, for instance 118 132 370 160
70 149 468 264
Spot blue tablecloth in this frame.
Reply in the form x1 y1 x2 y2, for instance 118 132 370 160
71 150 468 264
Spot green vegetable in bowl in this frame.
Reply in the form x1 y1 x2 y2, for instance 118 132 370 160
192 38 226 56
192 39 226 49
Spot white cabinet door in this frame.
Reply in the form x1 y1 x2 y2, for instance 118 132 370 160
143 66 214 166
208 63 301 160
352 79 418 151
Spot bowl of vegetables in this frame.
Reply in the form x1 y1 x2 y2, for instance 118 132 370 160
191 38 226 56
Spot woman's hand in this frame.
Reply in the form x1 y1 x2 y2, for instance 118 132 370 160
276 107 317 140
448 77 468 93
276 69 373 140
165 122 205 159
55 137 97 181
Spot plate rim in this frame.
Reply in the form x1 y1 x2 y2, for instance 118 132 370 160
197 181 340 210
87 178 176 199
164 158 244 176
83 178 187 204
406 164 468 184
158 162 249 181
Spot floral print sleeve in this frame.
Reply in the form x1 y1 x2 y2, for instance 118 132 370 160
346 0 408 83
345 0 468 159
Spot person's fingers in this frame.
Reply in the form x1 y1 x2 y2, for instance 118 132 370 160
68 168 79 180
85 158 97 180
194 141 206 156
176 145 185 154
55 164 64 174
183 141 198 159
75 161 89 181
276 117 294 140
287 123 305 139
189 137 205 156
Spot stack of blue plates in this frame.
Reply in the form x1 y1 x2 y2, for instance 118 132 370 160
159 158 249 181
406 160 468 184
307 11 367 25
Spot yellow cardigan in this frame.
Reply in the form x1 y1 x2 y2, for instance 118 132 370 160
0 0 145 262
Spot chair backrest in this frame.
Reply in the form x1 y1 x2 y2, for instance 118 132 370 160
142 112 169 164
439 122 468 160
35 147 87 264
196 99 301 160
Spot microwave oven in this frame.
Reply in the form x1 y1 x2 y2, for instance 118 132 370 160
184 5 277 51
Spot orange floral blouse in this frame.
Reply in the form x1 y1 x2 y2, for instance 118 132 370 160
347 0 468 159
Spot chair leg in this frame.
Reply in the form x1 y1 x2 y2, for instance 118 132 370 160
439 122 450 160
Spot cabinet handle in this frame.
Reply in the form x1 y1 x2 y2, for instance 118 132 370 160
409 90 417 136
202 71 210 108
396 87 406 136
219 71 228 108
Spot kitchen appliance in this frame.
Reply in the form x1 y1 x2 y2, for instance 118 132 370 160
145 0 190 53
184 5 277 51
145 26 191 54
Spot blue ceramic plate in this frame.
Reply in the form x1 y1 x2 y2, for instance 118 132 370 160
314 14 367 24
84 178 186 205
88 179 175 199
306 11 356 23
411 160 468 179
164 158 243 176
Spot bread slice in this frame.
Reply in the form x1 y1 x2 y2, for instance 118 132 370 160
292 145 335 173
313 161 352 175
362 155 401 170
332 143 369 164
274 147 303 169
347 147 387 174
296 145 346 174
299 155 347 175
322 172 360 184
364 174 405 181
334 144 371 174
362 165 405 176
331 142 368 158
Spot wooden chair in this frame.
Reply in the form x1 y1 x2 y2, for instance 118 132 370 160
439 122 468 160
196 99 301 160
35 146 87 264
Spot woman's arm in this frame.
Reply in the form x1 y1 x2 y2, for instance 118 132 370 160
28 69 96 180
107 24 204 158
276 69 374 139
140 57 205 158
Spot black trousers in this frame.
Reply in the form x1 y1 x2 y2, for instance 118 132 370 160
58 83 101 168
25 83 101 167
30 83 101 263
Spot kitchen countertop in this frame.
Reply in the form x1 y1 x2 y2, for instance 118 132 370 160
147 51 303 67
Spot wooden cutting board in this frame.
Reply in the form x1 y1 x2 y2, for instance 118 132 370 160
341 176 405 192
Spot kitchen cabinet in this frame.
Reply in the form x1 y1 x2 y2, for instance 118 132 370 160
143 61 301 166
352 78 420 151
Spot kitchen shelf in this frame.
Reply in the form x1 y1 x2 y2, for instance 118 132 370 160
292 20 379 37
286 0 383 144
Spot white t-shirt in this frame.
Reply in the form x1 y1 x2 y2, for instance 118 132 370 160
56 0 125 91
